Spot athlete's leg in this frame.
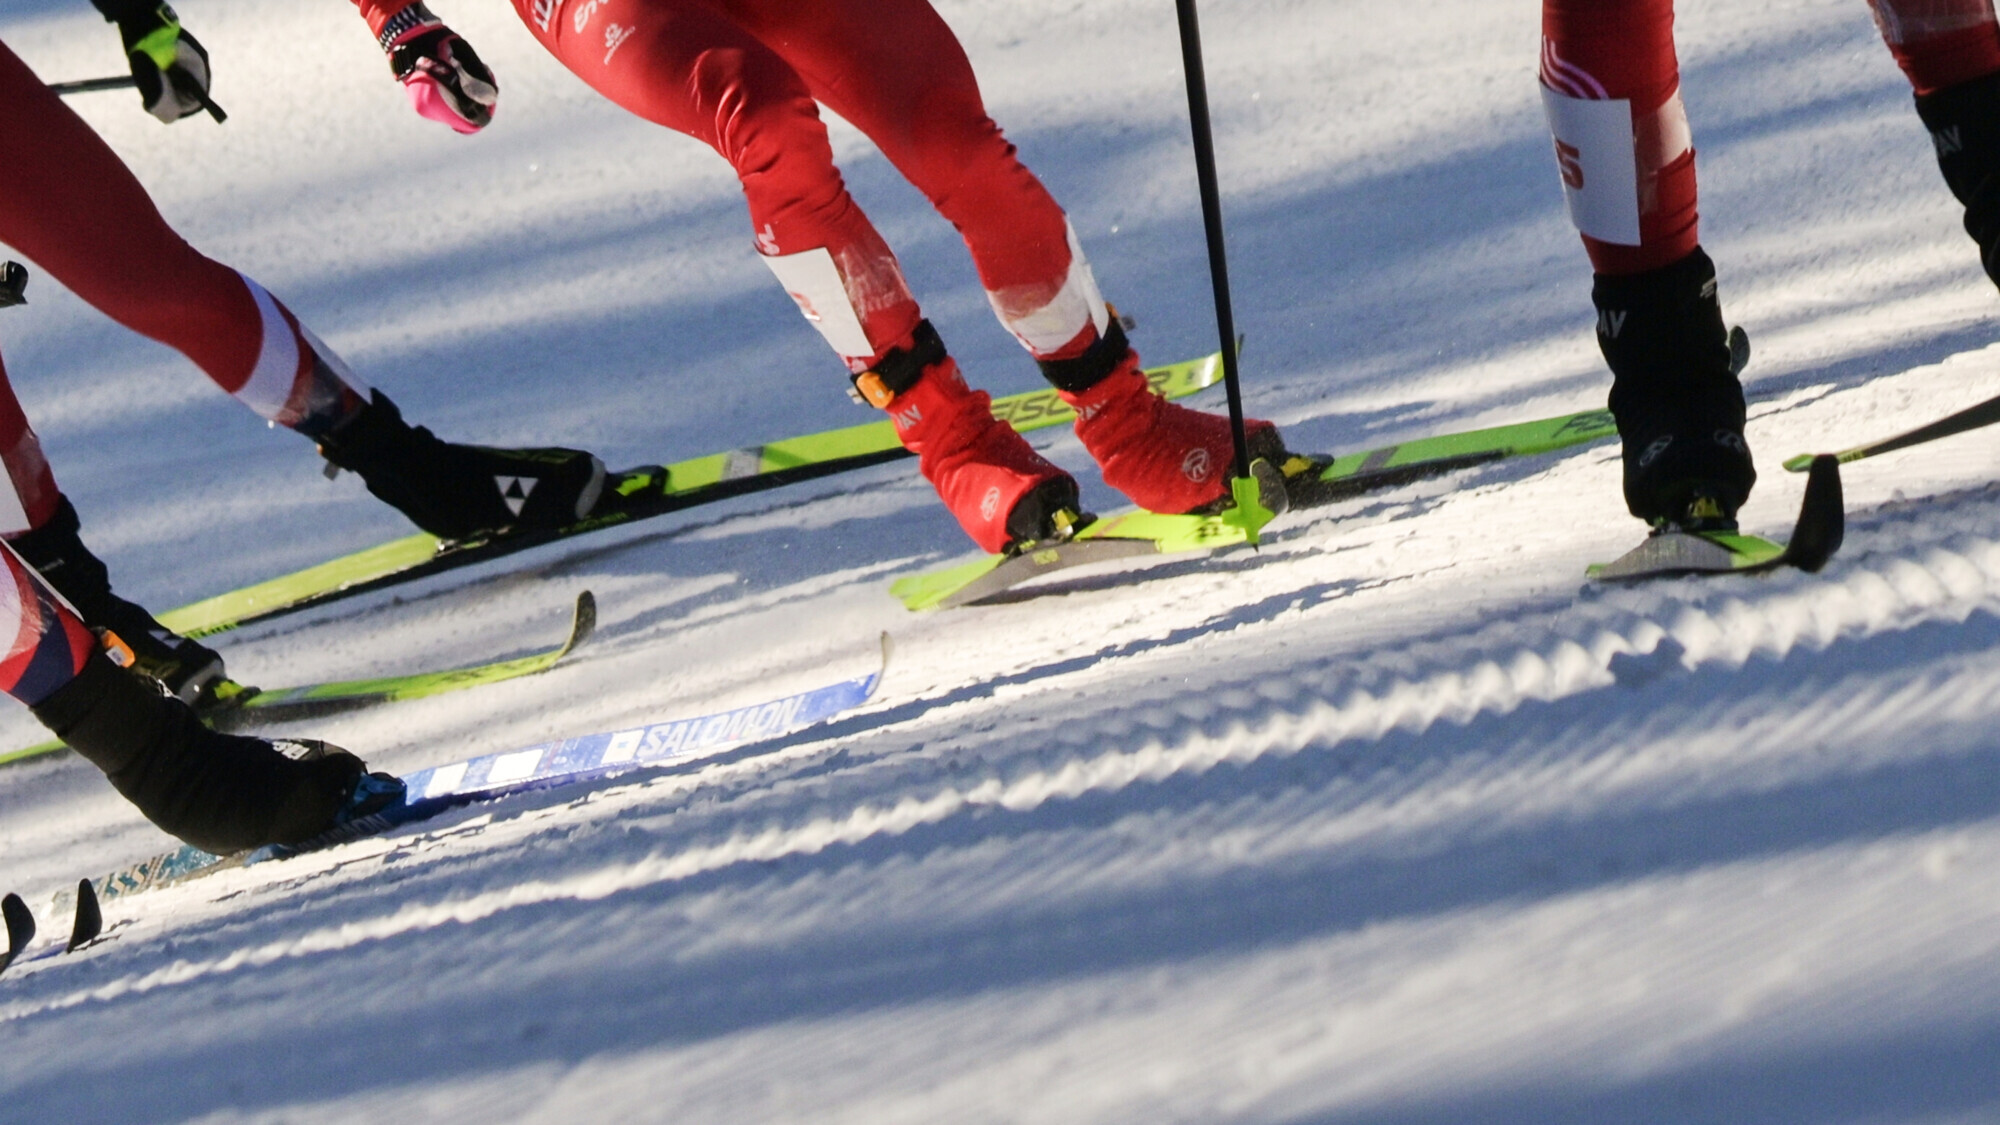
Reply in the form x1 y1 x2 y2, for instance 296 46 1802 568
0 348 231 699
725 0 1284 513
0 391 384 851
1870 0 2000 93
712 0 1091 357
525 0 918 360
0 43 365 436
0 43 601 539
3 536 378 851
1869 2 2000 287
520 0 1072 550
0 356 59 537
1541 0 1750 525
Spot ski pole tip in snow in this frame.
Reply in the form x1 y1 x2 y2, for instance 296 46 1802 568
1218 459 1288 545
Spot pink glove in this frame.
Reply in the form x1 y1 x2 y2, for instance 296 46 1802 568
378 3 496 134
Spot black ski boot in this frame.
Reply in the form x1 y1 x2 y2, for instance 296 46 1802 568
6 497 227 706
1916 71 2000 287
30 655 400 854
1004 476 1089 549
317 390 607 541
1593 247 1756 528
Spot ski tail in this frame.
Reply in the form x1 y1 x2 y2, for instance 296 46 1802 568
66 880 101 952
1 892 32 977
1782 454 1844 573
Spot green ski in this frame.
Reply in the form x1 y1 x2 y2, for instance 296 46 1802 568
154 354 1223 640
0 592 596 769
1586 455 1844 581
893 508 1260 611
1291 326 1745 505
892 403 1628 611
1290 408 1615 506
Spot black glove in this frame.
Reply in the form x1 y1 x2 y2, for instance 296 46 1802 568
378 2 497 133
90 0 218 123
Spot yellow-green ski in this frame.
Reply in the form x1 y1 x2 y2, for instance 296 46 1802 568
156 354 1223 640
0 592 595 769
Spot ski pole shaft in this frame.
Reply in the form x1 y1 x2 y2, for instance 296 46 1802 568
1173 0 1252 483
48 74 136 95
49 73 226 122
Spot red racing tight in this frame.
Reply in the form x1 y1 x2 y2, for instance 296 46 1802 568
1541 0 2000 275
0 40 366 536
0 539 94 707
0 38 375 703
356 0 1108 370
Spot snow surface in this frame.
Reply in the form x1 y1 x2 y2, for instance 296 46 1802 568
5 0 2000 1119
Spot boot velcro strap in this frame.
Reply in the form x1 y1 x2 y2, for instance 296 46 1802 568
1035 317 1129 393
851 320 946 408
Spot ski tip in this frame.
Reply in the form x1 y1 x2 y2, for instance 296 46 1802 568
67 879 102 953
565 590 599 655
1781 453 1815 473
1785 454 1846 573
2 891 34 973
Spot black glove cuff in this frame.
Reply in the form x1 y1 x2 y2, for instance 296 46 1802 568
378 2 442 51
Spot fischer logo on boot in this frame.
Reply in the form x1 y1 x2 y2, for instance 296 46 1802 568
495 475 540 516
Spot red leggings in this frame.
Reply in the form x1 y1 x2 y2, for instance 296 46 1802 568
0 40 349 533
506 0 1088 364
1543 0 2000 275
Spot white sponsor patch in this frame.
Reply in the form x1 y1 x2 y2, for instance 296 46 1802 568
601 729 644 763
486 749 546 784
1541 87 1641 246
988 218 1109 355
760 246 876 359
421 761 468 799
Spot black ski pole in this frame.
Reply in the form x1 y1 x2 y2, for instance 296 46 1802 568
48 74 136 95
1173 0 1252 488
50 73 226 122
